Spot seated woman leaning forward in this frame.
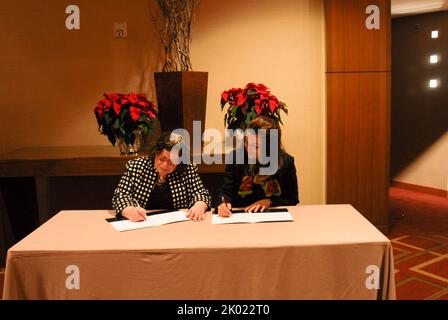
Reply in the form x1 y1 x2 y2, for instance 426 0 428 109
112 131 211 222
217 116 299 217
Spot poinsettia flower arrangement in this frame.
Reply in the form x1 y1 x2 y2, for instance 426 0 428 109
220 83 288 129
94 93 158 146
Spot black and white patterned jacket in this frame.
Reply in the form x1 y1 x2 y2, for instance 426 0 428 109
112 156 211 215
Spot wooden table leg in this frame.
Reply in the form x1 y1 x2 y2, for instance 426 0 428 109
35 176 50 224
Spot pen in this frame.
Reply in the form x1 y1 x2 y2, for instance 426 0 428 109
221 196 232 214
134 199 148 221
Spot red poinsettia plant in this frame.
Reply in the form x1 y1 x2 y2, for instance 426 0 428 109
220 83 288 129
94 93 158 146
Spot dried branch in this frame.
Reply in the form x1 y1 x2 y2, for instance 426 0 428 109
150 0 199 72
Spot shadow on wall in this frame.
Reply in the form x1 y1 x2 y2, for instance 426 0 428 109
391 11 448 177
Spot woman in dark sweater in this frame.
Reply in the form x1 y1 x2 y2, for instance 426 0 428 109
218 116 299 216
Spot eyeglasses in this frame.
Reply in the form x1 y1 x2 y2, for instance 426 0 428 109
157 155 176 165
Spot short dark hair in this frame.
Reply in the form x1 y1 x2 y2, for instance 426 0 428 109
148 131 189 172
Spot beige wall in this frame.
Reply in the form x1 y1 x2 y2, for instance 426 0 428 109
193 0 326 205
0 0 326 205
0 0 162 154
394 132 448 191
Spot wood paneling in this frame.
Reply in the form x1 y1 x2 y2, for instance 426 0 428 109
325 0 391 233
327 73 390 228
326 0 391 72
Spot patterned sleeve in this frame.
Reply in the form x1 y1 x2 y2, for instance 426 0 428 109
112 162 136 216
186 164 212 208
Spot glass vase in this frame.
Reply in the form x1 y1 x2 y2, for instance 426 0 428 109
117 132 142 155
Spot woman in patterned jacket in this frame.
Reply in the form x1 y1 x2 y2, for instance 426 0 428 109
112 131 211 222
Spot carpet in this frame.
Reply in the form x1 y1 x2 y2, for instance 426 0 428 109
389 187 448 300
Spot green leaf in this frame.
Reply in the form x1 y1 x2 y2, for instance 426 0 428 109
104 113 112 125
231 106 238 118
113 119 120 130
245 112 252 125
107 133 116 146
252 110 258 120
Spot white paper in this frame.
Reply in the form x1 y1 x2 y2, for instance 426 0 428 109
109 210 189 232
212 211 293 225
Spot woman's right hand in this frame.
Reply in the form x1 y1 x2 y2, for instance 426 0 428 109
121 206 147 222
217 202 232 217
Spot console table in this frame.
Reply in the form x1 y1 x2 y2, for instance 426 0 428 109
0 146 225 223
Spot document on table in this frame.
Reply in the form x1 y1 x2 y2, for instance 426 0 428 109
212 209 294 225
107 210 189 232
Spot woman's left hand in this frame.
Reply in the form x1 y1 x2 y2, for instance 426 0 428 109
245 199 272 213
187 201 208 222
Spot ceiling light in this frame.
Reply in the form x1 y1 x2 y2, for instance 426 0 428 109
429 79 439 88
430 55 439 64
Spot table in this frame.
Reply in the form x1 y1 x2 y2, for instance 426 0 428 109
0 146 225 223
2 205 396 300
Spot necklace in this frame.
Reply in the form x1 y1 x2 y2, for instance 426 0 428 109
155 171 167 186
